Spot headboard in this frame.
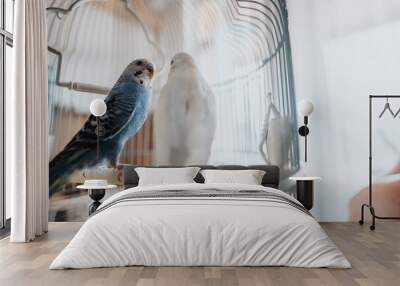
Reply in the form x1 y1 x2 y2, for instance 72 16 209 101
122 165 280 189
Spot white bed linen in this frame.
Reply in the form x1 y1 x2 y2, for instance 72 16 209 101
200 169 265 185
135 167 200 186
50 183 350 269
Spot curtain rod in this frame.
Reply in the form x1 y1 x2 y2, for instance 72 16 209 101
369 95 400 98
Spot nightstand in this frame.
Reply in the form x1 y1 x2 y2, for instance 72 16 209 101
289 177 321 210
77 181 117 215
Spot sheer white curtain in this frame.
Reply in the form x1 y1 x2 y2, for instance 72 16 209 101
7 0 48 242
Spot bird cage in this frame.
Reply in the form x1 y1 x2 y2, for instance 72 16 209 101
47 0 299 177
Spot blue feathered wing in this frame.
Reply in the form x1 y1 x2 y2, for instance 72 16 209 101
49 83 138 196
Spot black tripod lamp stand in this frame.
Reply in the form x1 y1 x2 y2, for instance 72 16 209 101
298 99 314 162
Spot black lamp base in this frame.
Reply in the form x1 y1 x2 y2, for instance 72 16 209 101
298 126 309 136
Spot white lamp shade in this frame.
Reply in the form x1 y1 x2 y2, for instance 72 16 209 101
298 99 314 116
90 99 107 117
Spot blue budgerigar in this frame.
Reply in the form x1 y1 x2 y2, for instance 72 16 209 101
50 59 154 196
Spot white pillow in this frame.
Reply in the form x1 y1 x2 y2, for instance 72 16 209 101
135 167 200 186
200 169 266 185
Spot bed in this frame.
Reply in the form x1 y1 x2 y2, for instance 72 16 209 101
50 165 350 269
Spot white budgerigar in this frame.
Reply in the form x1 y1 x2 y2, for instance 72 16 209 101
155 52 216 165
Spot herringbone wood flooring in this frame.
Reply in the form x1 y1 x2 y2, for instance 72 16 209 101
0 222 399 286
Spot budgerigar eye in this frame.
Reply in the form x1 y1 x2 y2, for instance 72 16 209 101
170 60 174 65
137 60 143 66
139 80 144 85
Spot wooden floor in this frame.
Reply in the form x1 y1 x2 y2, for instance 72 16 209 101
0 222 399 286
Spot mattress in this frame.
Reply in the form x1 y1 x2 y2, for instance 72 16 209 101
50 183 350 269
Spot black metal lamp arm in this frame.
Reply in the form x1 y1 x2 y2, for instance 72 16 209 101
298 116 309 162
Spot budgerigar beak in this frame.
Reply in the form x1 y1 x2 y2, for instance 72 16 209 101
147 64 155 79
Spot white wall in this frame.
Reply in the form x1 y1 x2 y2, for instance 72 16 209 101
287 0 400 221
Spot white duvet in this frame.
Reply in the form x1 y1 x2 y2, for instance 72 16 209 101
50 183 350 269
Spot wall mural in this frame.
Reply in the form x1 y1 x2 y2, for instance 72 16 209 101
47 0 299 221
